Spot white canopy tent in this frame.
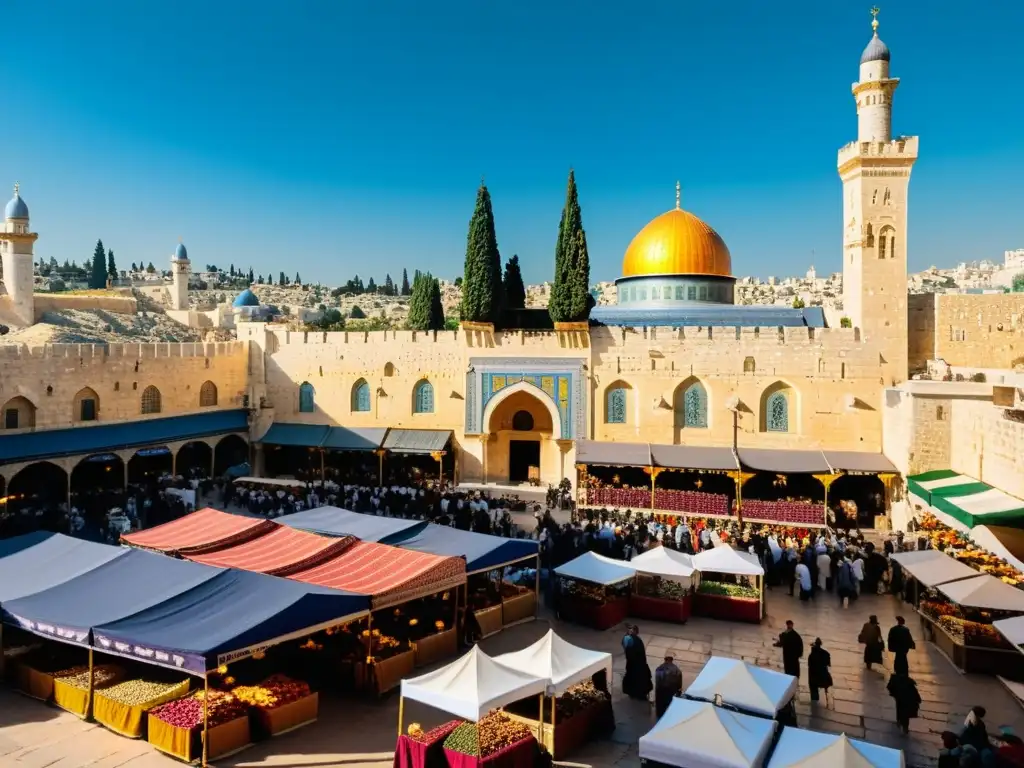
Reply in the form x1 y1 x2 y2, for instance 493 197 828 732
553 551 636 585
685 657 798 718
889 550 979 588
994 615 1024 650
937 573 1024 611
693 546 764 576
492 629 612 695
767 728 905 768
399 646 547 724
638 698 776 768
630 547 696 582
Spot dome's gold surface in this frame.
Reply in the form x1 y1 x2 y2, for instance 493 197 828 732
621 208 732 278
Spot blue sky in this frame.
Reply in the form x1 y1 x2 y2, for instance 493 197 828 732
3 0 1021 286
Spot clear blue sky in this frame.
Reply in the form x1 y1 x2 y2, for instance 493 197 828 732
4 0 1021 286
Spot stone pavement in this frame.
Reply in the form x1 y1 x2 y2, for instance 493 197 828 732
2 585 1023 767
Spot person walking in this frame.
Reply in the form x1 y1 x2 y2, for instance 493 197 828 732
774 620 804 679
807 638 833 706
887 673 921 734
887 616 916 675
837 556 856 609
622 625 653 701
859 614 884 670
795 560 813 601
816 545 832 592
654 655 683 718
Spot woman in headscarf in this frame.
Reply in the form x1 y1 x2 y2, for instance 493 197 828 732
622 625 653 701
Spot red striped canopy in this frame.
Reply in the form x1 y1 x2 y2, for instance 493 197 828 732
122 508 276 556
186 526 357 577
291 541 466 609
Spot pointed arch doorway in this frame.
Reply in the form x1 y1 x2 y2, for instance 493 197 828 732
482 382 562 485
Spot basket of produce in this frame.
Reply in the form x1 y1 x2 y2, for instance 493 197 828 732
235 674 318 737
52 664 124 717
442 711 537 766
93 677 191 738
148 690 252 762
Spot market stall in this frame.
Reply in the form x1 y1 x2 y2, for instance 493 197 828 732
281 505 429 543
684 657 798 725
691 547 765 623
553 552 635 630
492 630 613 759
122 507 277 555
397 647 544 768
890 550 979 607
628 547 695 623
638 698 776 768
907 470 1024 530
185 525 356 577
767 728 905 768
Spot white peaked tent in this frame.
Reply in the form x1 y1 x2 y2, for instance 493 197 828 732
553 551 636 585
994 615 1024 649
693 546 765 576
630 547 696 582
638 698 776 768
767 728 904 768
399 646 547 722
685 657 798 718
492 629 613 694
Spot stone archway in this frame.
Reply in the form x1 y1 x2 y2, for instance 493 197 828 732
482 382 563 486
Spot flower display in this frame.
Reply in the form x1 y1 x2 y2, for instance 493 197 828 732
216 665 228 675
938 616 1013 650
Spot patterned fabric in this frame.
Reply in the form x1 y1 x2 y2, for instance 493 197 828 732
767 391 789 432
683 383 708 428
352 380 371 412
413 380 434 413
187 528 357 577
299 382 315 413
123 508 277 555
606 387 627 424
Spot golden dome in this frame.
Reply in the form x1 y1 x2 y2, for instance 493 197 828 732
621 206 732 279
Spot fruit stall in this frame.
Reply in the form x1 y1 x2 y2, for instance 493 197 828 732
691 546 765 624
684 656 799 727
627 547 696 624
890 549 981 608
552 551 636 630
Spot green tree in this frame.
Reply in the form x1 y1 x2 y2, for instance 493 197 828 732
279 271 288 285
427 276 446 330
792 296 806 309
295 272 301 285
248 268 254 283
401 269 411 296
1012 273 1024 293
367 276 377 293
840 316 852 328
89 239 107 289
454 276 463 287
229 264 236 277
407 272 430 329
502 254 526 309
146 262 156 273
384 274 395 296
350 304 366 319
459 182 502 323
548 170 591 323
107 249 117 278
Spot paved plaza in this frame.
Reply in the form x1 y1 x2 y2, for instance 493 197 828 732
2 585 1022 768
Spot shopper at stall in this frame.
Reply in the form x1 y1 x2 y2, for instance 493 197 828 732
795 560 813 601
622 626 653 702
887 616 916 675
859 615 885 670
807 638 833 705
837 556 857 608
654 655 683 718
887 673 922 734
774 620 804 679
816 545 832 593
960 707 995 761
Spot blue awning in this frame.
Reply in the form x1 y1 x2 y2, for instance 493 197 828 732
0 532 128 604
394 524 539 574
322 427 387 452
1 549 223 647
280 506 428 543
257 423 330 447
0 409 249 464
92 569 369 675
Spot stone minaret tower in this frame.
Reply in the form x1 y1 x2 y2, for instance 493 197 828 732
170 240 191 311
840 8 918 385
0 183 39 326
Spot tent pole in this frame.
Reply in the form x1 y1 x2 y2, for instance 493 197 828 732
397 695 405 738
452 587 458 629
537 694 544 741
551 695 556 755
534 554 541 618
202 674 210 767
367 611 374 691
86 647 95 721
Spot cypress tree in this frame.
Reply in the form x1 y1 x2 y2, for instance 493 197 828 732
248 268 254 283
279 271 287 285
460 182 502 324
427 277 446 330
295 272 301 285
407 272 430 330
90 239 107 289
367 277 377 293
549 169 592 323
502 254 526 309
107 249 117 278
401 269 411 296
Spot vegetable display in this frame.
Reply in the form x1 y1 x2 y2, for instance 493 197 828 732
637 578 689 600
96 678 186 707
697 581 759 599
938 616 1013 649
150 690 248 730
408 720 461 744
231 675 311 710
555 681 610 720
443 722 480 756
442 713 533 757
54 665 122 691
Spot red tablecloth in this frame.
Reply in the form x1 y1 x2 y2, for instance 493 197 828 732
443 735 537 768
393 723 460 768
692 593 761 623
562 596 629 630
629 594 691 624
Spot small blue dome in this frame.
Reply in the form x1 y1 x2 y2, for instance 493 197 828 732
233 289 260 307
860 33 890 65
5 192 28 219
174 242 188 260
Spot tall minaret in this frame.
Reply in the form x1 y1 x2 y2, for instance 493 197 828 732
839 7 918 385
0 183 39 326
170 239 190 311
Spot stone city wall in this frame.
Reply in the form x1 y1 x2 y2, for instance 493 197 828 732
32 293 138 319
932 293 1024 370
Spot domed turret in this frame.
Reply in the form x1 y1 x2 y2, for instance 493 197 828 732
5 183 28 220
233 288 260 307
174 242 188 260
860 32 890 64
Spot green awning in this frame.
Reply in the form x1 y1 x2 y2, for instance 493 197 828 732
908 470 1024 528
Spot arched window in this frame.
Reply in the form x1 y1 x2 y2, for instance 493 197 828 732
73 387 99 422
141 385 162 415
352 379 371 412
606 387 627 424
682 382 708 428
743 356 755 373
298 382 315 413
766 392 789 432
384 362 396 377
413 379 434 413
199 381 218 407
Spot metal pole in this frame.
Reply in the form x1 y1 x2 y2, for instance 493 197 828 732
534 554 541 618
320 449 325 482
378 451 384 486
202 674 210 767
537 694 544 740
86 648 95 720
397 695 405 738
551 694 556 755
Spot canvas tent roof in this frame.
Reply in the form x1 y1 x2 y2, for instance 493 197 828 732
382 429 452 454
492 630 612 695
0 533 127 604
907 470 1024 528
256 423 331 447
994 616 1024 649
638 698 776 768
767 728 904 768
393 524 539 573
280 506 428 543
630 546 696 581
185 525 355 576
737 448 831 474
1 549 222 646
693 546 765 576
400 646 547 722
889 550 979 588
970 526 1024 576
821 451 898 474
554 551 636 586
92 568 369 675
685 656 798 717
937 573 1024 611
122 507 276 555
575 439 651 467
650 443 739 471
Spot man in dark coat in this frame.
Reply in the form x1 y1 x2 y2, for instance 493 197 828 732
774 620 804 678
654 655 683 718
887 616 917 675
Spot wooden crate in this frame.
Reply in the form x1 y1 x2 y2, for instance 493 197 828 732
14 664 54 702
254 692 319 737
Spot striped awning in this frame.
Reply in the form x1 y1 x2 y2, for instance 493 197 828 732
907 470 1024 528
185 526 357 577
122 508 276 555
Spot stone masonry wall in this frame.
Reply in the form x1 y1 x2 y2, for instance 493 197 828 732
934 294 1024 370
